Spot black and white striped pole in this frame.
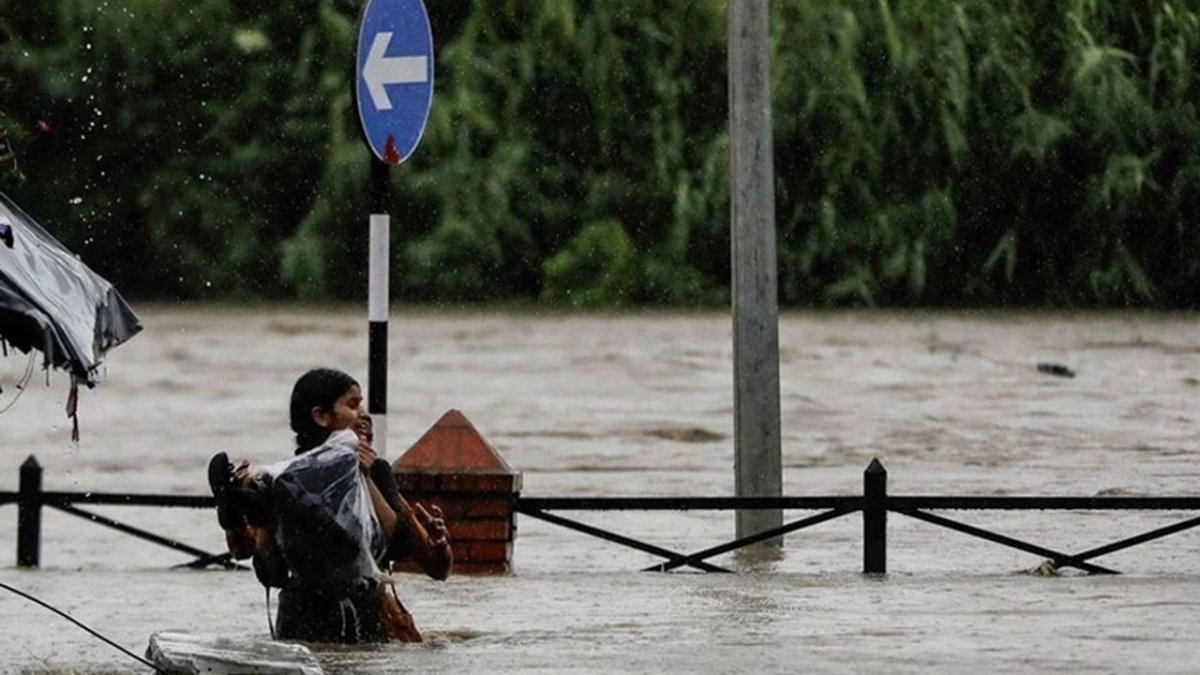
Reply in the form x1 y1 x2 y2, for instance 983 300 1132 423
368 160 390 456
355 0 435 456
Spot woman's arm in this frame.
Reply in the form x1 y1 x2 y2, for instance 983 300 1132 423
392 495 453 581
363 464 452 580
357 440 452 580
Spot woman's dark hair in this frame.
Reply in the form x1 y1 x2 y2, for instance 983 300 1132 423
290 368 359 453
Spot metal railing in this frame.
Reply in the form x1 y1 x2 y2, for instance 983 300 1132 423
515 459 1200 575
5 456 237 569
5 455 1199 574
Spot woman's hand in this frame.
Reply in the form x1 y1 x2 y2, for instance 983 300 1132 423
356 439 377 473
415 504 449 548
393 500 452 580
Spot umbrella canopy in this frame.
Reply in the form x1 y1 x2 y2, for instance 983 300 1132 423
0 190 141 387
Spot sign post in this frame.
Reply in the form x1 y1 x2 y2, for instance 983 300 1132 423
355 0 434 456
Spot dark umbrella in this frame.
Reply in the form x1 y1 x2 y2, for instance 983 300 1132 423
0 190 142 438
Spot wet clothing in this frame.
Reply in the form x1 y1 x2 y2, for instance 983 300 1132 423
261 456 419 644
275 571 422 643
276 577 387 643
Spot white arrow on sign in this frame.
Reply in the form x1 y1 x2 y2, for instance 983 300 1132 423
363 31 429 111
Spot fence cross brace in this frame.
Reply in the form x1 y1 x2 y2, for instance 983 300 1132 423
895 507 1120 574
174 552 239 570
51 502 242 570
1056 513 1200 570
645 506 859 572
517 507 732 573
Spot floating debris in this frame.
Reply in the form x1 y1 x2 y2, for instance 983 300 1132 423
146 631 322 675
1027 559 1060 577
645 427 726 443
1036 363 1075 378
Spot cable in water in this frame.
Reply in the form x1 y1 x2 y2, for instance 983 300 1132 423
0 579 165 673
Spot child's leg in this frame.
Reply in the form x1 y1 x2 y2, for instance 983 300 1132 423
368 459 406 513
225 527 256 559
368 459 415 560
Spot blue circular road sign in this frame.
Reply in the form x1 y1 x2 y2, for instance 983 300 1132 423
355 0 434 165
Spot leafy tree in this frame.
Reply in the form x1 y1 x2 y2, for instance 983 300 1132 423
3 0 1199 307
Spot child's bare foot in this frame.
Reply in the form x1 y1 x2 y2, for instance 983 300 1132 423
207 452 246 530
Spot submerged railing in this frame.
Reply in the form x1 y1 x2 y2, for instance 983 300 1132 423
4 456 236 569
4 455 1199 574
516 459 1200 575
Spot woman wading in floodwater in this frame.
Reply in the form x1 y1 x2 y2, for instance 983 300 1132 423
208 368 452 643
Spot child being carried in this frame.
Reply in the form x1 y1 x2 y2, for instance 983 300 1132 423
208 368 452 644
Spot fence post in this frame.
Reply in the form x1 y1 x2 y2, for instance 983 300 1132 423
18 455 42 568
863 458 887 575
392 410 522 574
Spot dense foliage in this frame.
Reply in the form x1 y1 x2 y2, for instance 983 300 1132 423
2 0 1198 306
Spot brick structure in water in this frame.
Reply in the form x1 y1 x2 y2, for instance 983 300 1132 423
390 410 520 574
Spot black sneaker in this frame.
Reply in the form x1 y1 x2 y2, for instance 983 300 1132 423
208 451 245 530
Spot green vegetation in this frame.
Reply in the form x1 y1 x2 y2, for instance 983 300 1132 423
2 0 1199 307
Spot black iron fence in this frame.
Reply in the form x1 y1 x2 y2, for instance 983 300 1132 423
516 458 1200 575
5 456 236 569
4 455 1199 574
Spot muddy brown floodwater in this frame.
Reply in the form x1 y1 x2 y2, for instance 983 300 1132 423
2 307 1199 673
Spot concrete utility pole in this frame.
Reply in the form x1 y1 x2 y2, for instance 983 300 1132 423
728 0 783 544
